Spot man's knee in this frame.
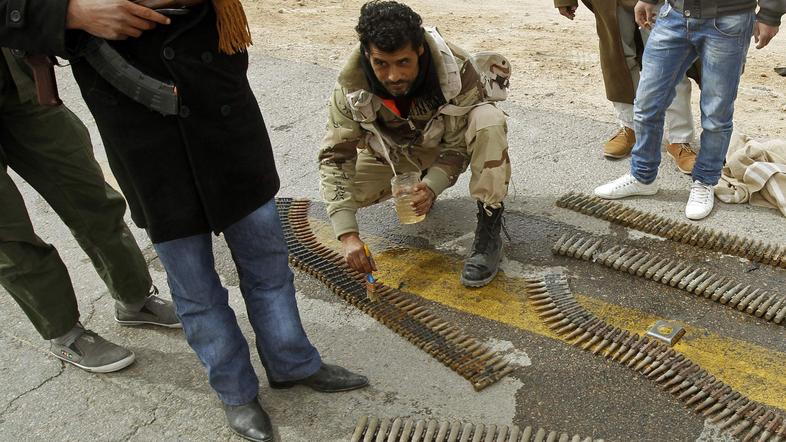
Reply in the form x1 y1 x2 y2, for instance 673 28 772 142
468 104 506 133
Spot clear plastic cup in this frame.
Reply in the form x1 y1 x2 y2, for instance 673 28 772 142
391 172 426 224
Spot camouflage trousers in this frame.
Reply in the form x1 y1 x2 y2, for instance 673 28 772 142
353 104 511 210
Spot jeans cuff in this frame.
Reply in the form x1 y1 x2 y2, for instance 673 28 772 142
267 356 322 383
218 386 260 406
631 169 657 185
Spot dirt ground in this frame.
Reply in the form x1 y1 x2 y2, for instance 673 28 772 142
246 0 786 140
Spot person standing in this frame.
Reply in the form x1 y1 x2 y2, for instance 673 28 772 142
0 2 180 374
555 0 698 173
42 1 369 440
594 0 783 220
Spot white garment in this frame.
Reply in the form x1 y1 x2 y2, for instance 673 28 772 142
715 133 786 218
612 5 695 144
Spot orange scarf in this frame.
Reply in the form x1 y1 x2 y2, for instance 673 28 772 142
212 0 252 54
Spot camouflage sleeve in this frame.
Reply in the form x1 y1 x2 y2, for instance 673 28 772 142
422 112 471 197
318 84 365 239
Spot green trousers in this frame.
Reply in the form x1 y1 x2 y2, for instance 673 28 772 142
0 83 152 339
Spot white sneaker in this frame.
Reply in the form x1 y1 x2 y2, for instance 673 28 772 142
685 181 714 220
594 173 659 199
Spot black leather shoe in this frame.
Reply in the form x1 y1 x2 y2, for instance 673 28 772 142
268 363 369 392
223 397 274 442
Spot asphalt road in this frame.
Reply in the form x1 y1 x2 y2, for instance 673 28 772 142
1 48 784 442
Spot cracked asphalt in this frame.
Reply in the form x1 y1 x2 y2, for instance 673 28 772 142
1 49 785 441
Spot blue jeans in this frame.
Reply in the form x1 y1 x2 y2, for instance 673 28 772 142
153 199 321 405
630 3 754 186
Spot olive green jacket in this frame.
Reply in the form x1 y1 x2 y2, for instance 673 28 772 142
1 49 36 104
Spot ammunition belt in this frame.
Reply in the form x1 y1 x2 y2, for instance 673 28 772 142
275 198 513 391
351 416 605 442
525 273 786 442
555 192 786 269
552 233 786 326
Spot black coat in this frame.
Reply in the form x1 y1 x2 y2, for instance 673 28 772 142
70 4 280 242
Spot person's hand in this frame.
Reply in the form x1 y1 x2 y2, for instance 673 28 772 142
558 6 578 20
340 233 376 274
66 0 171 40
754 21 779 49
635 1 659 29
410 182 436 216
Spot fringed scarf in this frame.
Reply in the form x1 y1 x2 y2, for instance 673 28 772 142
212 0 252 54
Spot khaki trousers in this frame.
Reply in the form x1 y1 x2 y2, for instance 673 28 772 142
613 4 696 144
352 104 511 210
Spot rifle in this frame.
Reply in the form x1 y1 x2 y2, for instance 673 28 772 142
22 0 205 107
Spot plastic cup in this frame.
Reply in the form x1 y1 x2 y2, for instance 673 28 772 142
390 172 426 225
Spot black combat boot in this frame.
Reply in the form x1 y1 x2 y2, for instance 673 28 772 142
461 201 504 288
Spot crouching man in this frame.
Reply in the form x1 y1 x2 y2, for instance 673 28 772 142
319 0 513 288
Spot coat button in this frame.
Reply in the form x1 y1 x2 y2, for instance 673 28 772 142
9 9 21 23
162 47 175 60
220 105 231 116
201 52 213 63
179 105 191 118
684 9 691 17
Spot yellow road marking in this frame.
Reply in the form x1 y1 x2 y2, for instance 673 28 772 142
309 219 786 410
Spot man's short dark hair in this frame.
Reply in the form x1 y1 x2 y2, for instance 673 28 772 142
356 1 424 53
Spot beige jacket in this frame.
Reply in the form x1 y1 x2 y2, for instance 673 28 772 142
716 133 786 218
318 28 503 238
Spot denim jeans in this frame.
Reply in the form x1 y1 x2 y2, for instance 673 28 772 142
154 199 321 405
630 3 754 186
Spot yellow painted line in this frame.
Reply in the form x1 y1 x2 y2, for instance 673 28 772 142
308 218 786 411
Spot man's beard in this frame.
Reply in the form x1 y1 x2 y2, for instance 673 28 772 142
384 80 413 97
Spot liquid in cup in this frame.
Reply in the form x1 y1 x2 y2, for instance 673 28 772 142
391 172 426 224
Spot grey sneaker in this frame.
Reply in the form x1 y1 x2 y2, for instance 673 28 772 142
115 288 181 328
50 329 135 373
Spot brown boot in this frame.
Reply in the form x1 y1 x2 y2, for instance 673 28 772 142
666 142 697 174
603 127 636 159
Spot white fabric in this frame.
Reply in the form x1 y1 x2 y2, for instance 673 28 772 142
715 133 786 218
614 5 695 144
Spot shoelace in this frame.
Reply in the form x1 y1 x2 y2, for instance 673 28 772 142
610 127 631 141
688 182 712 205
612 174 638 190
675 143 694 155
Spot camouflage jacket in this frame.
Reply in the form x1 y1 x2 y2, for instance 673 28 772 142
319 28 507 239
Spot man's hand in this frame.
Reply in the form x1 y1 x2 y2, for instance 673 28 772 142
410 182 436 216
558 6 578 20
66 0 171 40
635 1 659 29
754 21 779 49
340 233 376 274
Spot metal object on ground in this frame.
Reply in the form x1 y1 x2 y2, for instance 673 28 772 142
524 272 786 442
555 192 786 270
646 320 686 346
551 233 786 327
350 416 605 442
275 198 513 391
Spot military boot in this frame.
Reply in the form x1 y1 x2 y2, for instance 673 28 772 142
461 201 505 288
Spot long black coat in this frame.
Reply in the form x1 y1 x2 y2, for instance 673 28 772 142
70 4 280 242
